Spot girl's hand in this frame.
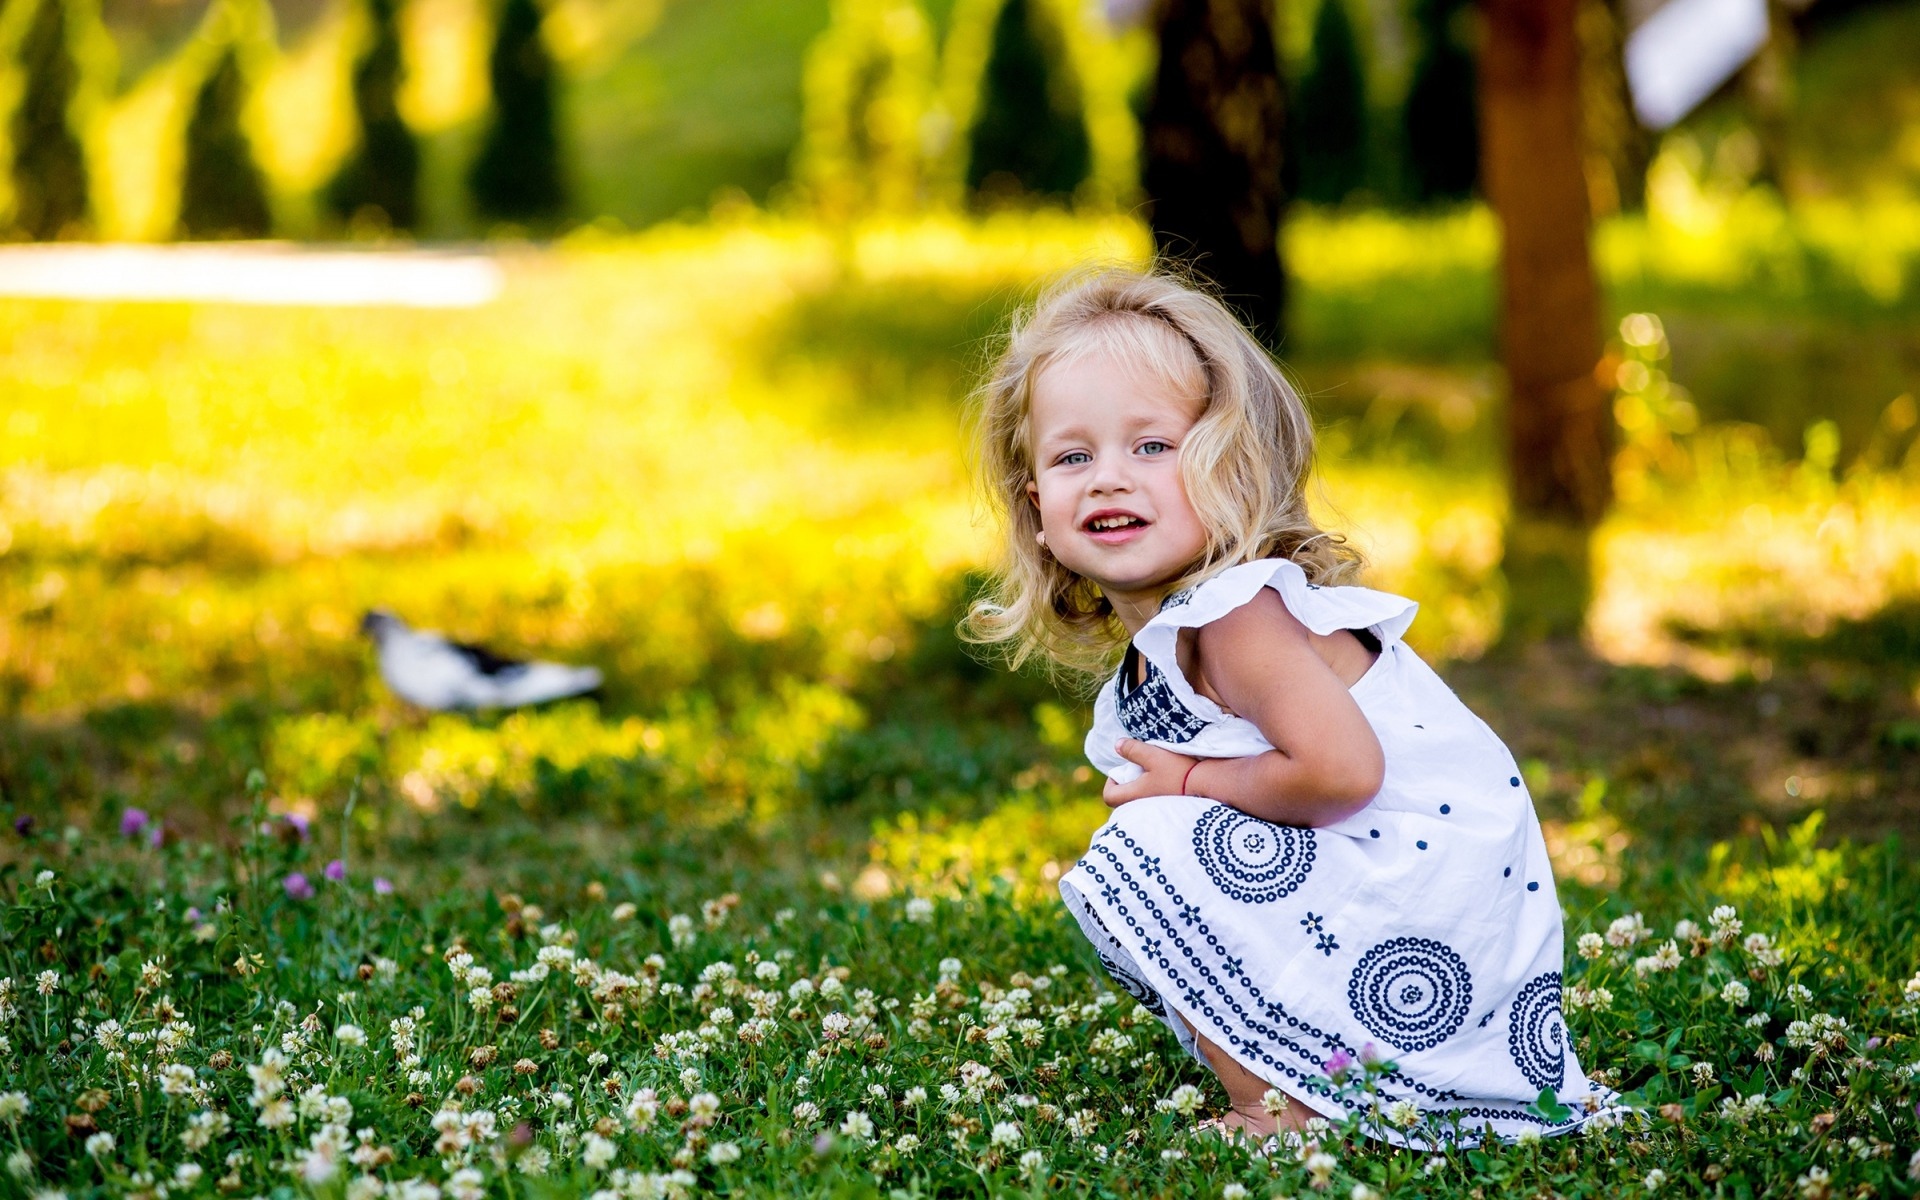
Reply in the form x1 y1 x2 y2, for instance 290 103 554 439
1102 739 1199 807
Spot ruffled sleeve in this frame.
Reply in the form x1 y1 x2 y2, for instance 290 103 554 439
1133 557 1418 671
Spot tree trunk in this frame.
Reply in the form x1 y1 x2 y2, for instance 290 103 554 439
1141 0 1287 346
1479 0 1611 641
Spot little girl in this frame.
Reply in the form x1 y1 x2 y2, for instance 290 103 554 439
963 267 1615 1148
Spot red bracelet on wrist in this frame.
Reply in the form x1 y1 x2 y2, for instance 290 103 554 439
1180 760 1199 796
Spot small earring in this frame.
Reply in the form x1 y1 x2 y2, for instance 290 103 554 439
1035 530 1048 549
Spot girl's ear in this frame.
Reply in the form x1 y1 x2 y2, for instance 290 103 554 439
1025 481 1040 507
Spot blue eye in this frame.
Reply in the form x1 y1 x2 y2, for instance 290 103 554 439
1138 440 1172 455
1058 451 1091 466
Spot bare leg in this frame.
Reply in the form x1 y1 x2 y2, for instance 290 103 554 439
1174 1009 1315 1139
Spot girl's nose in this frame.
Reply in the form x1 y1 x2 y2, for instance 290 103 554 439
1088 453 1133 494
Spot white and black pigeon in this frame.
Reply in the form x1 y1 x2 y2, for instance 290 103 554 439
360 610 603 711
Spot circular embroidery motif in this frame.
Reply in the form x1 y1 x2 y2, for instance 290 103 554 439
1346 938 1473 1052
1508 972 1566 1091
1191 804 1316 903
1097 950 1166 1016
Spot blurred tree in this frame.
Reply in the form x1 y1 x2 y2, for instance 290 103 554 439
1401 0 1477 204
1479 0 1609 641
178 44 272 238
469 0 566 224
8 0 91 239
326 0 419 231
1576 0 1647 216
1294 0 1367 205
796 0 936 217
1141 0 1287 346
1741 0 1796 195
965 0 1091 202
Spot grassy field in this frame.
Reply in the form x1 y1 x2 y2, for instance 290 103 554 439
2 208 1920 1195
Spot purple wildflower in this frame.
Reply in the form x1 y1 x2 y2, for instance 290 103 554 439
324 859 346 882
1359 1042 1381 1064
13 815 34 836
120 808 150 838
373 877 394 896
1322 1049 1354 1079
812 1132 834 1156
284 813 311 840
148 823 165 849
284 872 315 901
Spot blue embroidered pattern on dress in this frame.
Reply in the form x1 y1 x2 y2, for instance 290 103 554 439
1077 899 1167 1017
1073 823 1591 1135
1159 586 1196 610
1507 972 1566 1091
1115 656 1210 744
1191 804 1315 903
1347 937 1474 1053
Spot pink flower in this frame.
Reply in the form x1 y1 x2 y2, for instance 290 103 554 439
1322 1049 1354 1078
120 808 150 838
1359 1042 1381 1064
373 877 394 895
324 859 346 882
284 872 315 901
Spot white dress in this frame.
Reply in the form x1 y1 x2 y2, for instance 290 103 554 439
1058 558 1616 1145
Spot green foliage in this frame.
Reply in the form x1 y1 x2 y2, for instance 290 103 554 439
7 0 90 239
1401 0 1477 205
177 43 272 239
325 0 420 232
794 0 937 217
964 0 1090 204
1294 0 1368 206
468 0 565 226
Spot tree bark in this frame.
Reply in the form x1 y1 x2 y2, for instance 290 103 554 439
1479 0 1611 640
1142 0 1287 346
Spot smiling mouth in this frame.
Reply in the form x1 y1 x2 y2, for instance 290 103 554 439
1084 514 1148 532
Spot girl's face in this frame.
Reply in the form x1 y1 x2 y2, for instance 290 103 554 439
1026 349 1210 625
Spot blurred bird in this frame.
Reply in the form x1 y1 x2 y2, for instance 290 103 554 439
360 610 602 710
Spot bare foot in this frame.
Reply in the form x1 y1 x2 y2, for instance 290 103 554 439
1195 1109 1278 1155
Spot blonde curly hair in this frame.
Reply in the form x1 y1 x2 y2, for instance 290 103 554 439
959 264 1364 683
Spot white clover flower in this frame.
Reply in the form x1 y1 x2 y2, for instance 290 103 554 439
1260 1088 1290 1117
821 1012 852 1040
83 1132 114 1159
446 1167 486 1200
173 1163 203 1187
1351 1186 1380 1200
938 957 963 982
818 976 844 999
1691 1062 1716 1087
1605 914 1649 948
903 1086 927 1106
754 960 781 982
688 1092 720 1122
1576 933 1605 960
788 978 816 1001
0 1093 28 1123
1745 934 1785 968
1719 980 1751 1006
582 1132 615 1170
1018 1149 1046 1178
1223 1186 1250 1200
707 1141 741 1165
989 1121 1022 1148
1167 1085 1203 1115
1796 1166 1830 1200
893 1133 921 1153
1674 920 1701 942
333 1023 367 1048
1387 1099 1422 1128
668 914 695 947
516 1146 551 1176
624 1088 659 1128
1516 1128 1543 1146
1787 983 1814 1005
904 897 934 924
1304 1149 1338 1185
1645 1167 1668 1191
34 870 53 888
1633 941 1682 975
791 1101 821 1126
346 1176 385 1200
35 971 58 997
1709 906 1742 943
4 1149 30 1179
259 1097 295 1128
1424 1156 1446 1177
839 1111 874 1141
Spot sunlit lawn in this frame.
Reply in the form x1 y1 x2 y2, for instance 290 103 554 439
2 208 1920 1196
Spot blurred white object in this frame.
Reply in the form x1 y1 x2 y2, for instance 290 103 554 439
0 244 501 308
361 610 602 710
1102 0 1154 29
1625 0 1770 129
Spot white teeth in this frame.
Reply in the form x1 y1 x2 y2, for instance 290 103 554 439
1088 515 1141 531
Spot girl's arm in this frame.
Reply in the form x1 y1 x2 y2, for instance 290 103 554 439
1101 588 1384 827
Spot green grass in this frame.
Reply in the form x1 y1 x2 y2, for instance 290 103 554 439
2 209 1920 1194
